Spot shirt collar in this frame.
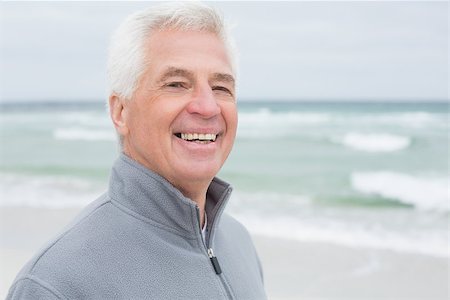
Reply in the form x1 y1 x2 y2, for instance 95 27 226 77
201 212 207 242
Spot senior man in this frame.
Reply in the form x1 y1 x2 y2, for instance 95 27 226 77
7 3 266 300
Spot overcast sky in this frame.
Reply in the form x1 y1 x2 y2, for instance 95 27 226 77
0 1 448 102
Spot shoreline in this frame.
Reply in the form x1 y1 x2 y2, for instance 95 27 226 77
253 235 448 300
1 207 448 299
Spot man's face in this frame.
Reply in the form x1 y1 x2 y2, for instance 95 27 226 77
115 29 237 191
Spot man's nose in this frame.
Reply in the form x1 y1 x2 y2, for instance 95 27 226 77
186 85 221 118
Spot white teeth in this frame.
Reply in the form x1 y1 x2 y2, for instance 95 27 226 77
180 133 217 141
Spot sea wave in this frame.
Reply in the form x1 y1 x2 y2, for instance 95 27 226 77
351 171 449 212
236 109 447 139
228 191 449 258
335 132 411 153
351 112 446 128
0 111 110 127
60 112 110 127
233 213 449 258
238 109 446 128
1 172 447 258
0 173 103 208
239 108 331 125
53 127 116 141
237 109 331 138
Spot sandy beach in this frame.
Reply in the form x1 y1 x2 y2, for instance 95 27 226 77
1 207 448 300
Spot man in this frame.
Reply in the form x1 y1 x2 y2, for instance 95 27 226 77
7 3 266 299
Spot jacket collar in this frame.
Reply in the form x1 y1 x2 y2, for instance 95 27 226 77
108 153 232 240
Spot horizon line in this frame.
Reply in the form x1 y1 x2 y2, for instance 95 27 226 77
0 98 448 105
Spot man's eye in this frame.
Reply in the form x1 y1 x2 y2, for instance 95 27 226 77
165 82 186 89
212 86 233 96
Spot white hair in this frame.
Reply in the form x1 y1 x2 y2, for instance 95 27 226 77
107 2 238 101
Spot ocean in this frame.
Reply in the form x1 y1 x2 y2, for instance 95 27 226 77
0 101 448 258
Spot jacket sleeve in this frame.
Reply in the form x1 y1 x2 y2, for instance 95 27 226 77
7 277 64 300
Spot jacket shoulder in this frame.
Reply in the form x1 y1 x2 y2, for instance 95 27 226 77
7 194 111 298
217 212 259 260
219 213 252 238
7 276 65 300
215 213 267 298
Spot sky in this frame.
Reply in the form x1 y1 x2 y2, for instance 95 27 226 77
0 1 448 102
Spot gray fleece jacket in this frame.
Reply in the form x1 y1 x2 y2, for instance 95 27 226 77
7 154 267 299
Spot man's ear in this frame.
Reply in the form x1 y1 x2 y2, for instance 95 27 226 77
109 94 129 136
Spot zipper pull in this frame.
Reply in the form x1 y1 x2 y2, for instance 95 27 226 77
207 248 222 275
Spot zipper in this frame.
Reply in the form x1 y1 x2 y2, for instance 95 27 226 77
195 191 235 299
207 248 222 274
196 206 223 275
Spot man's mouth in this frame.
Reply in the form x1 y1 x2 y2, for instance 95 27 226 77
174 133 218 144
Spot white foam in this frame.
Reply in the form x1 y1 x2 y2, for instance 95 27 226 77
240 110 446 130
239 109 331 126
53 127 116 141
61 112 110 127
336 112 447 129
0 173 103 209
228 191 449 258
370 112 445 128
234 213 449 258
351 171 449 212
336 132 411 153
238 108 331 138
0 111 109 127
236 109 447 139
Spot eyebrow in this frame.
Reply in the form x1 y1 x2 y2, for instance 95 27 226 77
157 66 235 86
157 67 195 83
211 73 235 86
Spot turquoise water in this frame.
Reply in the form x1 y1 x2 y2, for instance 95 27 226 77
0 101 448 256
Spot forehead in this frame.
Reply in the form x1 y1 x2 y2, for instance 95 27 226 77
143 29 234 78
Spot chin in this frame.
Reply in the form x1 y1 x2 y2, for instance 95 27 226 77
178 162 221 183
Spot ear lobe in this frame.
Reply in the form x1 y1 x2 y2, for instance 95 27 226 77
109 95 129 136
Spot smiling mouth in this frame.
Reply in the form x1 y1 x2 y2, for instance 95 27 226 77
174 133 217 144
